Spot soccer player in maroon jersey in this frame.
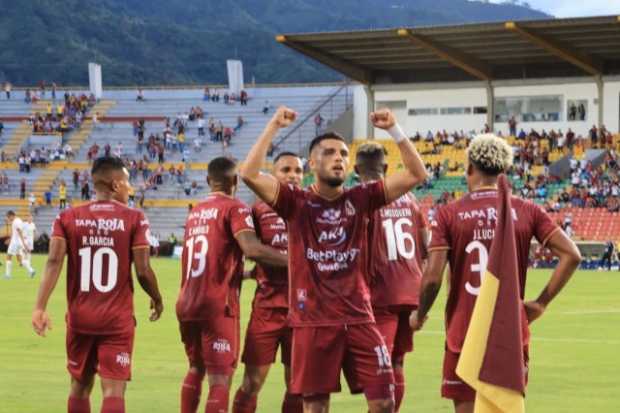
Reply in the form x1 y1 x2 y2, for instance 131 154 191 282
177 157 288 413
233 152 304 413
240 107 428 413
409 134 582 413
354 142 428 412
32 156 164 413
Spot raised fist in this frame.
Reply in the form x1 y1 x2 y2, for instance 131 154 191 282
370 108 396 130
270 106 297 129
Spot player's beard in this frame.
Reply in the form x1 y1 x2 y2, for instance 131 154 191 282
323 175 344 187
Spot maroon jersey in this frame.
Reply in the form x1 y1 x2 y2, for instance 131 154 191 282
51 200 150 335
429 188 560 353
272 181 387 327
414 206 429 268
369 193 424 309
252 201 288 309
176 193 255 322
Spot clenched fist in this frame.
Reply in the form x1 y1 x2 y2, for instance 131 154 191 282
370 108 396 130
269 106 297 129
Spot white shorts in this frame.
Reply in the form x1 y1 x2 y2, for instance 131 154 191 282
7 242 24 256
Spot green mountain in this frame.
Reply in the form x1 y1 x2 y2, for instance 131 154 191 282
0 0 549 86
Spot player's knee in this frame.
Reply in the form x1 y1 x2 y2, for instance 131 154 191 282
368 398 395 413
242 371 265 394
302 394 330 412
454 400 474 413
100 378 127 398
70 376 94 398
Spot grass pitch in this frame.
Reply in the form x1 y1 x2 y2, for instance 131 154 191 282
1 256 618 412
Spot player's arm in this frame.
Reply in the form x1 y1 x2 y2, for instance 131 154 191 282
133 247 164 321
525 230 581 323
418 226 430 271
410 249 449 331
32 237 66 336
370 109 428 203
239 107 297 205
235 230 288 268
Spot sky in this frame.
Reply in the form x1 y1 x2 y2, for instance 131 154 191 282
494 0 620 17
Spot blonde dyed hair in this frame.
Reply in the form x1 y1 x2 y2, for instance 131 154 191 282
466 133 513 175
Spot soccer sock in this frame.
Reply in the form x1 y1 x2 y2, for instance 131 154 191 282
232 388 257 413
23 259 33 273
394 369 406 412
205 384 230 413
181 370 205 413
68 396 91 413
101 397 124 413
5 261 12 277
281 392 303 413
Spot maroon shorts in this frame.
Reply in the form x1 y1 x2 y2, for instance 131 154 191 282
441 347 530 402
290 323 394 398
66 328 135 382
374 307 415 366
179 316 240 375
241 306 292 366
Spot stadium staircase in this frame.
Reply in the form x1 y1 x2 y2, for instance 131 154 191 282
30 100 118 204
1 101 47 158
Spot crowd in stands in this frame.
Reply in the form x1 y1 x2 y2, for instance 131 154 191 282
203 86 248 106
30 92 96 134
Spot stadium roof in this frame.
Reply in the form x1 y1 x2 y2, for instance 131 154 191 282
276 15 620 84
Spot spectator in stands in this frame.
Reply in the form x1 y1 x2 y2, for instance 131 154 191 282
104 143 111 157
314 113 324 135
138 186 145 208
240 90 248 106
72 169 79 190
81 181 91 201
578 103 586 121
51 82 57 100
600 241 615 271
223 126 233 147
25 88 32 103
0 120 3 136
0 172 8 193
3 82 11 99
234 116 244 133
136 88 145 101
197 116 205 137
28 192 37 214
44 190 52 206
39 81 46 98
590 125 599 148
128 185 135 208
114 142 123 158
262 100 270 115
203 86 210 101
20 179 26 199
168 233 178 247
59 180 67 209
508 116 517 136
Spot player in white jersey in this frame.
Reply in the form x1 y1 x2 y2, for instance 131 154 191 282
5 211 35 278
20 215 37 267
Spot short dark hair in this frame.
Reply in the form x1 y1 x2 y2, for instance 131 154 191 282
308 132 346 154
273 151 300 164
208 156 237 182
6 210 15 217
91 156 125 177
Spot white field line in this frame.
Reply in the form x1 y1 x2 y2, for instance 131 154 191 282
416 330 620 345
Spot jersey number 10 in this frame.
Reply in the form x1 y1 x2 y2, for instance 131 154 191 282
79 247 119 293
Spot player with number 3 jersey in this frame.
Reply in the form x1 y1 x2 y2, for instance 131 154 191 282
32 156 164 413
410 135 581 413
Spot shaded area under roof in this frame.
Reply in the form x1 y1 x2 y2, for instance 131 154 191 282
276 15 620 84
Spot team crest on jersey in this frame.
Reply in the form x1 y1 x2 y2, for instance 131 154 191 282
213 338 231 353
345 200 356 216
318 208 342 224
116 352 131 368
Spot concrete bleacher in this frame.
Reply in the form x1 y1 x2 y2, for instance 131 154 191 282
0 85 350 238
